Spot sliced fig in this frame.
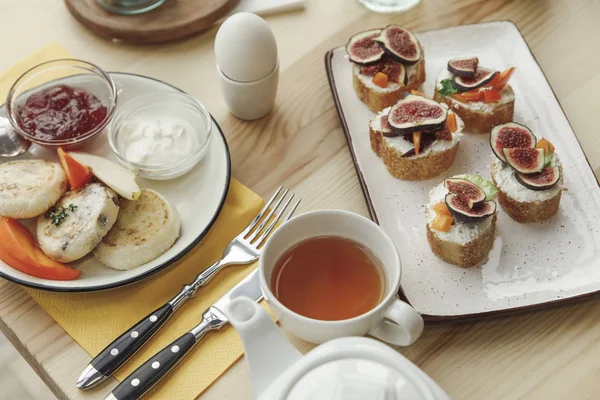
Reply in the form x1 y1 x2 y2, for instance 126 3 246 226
503 148 545 174
444 178 486 209
385 60 407 85
490 122 537 162
380 115 394 137
387 94 447 135
373 25 421 65
452 67 498 92
360 58 407 84
434 126 452 141
447 57 479 77
445 194 496 223
346 29 384 65
515 166 560 191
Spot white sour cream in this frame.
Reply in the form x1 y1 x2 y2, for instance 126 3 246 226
118 117 201 167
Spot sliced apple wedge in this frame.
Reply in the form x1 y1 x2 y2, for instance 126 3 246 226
68 152 141 201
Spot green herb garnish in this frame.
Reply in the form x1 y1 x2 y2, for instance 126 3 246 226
45 204 77 226
436 79 458 98
463 174 498 200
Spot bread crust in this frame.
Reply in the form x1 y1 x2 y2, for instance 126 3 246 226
433 86 514 134
353 56 426 113
491 174 562 223
426 213 497 268
370 125 459 180
369 125 384 157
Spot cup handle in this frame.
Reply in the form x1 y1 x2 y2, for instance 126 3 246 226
368 297 424 346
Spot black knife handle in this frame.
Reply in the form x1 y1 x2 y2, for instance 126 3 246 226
91 303 173 377
111 333 197 400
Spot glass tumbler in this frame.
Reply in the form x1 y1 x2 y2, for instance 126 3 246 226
358 0 421 13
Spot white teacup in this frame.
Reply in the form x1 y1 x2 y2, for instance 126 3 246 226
259 209 424 346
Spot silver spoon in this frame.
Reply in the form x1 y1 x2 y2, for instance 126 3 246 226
0 116 30 157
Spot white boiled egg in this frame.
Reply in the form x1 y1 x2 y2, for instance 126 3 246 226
215 12 278 82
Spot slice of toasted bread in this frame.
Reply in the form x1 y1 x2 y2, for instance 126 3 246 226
491 158 563 223
425 180 497 268
369 108 463 180
93 189 181 270
353 56 426 113
426 216 497 268
0 160 67 219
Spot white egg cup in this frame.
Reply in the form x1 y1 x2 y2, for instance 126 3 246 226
217 61 279 121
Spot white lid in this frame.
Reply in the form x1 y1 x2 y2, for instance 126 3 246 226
277 337 441 400
286 357 432 400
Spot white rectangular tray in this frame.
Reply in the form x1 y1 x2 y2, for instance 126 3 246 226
325 21 600 322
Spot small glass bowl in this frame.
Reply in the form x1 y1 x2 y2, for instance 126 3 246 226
108 92 213 180
6 59 117 151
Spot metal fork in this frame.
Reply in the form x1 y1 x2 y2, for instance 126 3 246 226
77 186 300 390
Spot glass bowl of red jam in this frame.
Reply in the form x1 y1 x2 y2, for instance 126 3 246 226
6 59 117 150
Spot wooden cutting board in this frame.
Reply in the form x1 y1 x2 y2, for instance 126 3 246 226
64 0 240 44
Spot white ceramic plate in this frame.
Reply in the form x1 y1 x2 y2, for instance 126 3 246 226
0 73 231 292
326 21 600 321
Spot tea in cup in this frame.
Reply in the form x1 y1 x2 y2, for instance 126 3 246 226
259 209 424 345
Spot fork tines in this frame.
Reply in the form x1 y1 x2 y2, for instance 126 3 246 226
243 186 300 247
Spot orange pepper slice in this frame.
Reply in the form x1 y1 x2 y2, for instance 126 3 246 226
432 214 453 232
58 147 93 190
445 113 458 133
0 217 81 280
413 132 421 155
488 67 515 91
372 72 389 88
483 89 501 103
536 138 555 156
434 201 452 216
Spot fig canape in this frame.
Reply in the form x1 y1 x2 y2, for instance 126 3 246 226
346 25 426 112
426 175 498 268
369 92 463 180
490 122 563 222
433 56 515 134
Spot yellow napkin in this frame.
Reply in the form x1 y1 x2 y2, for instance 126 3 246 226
2 43 265 399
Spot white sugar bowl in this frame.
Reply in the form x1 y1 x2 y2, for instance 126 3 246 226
223 297 451 400
215 12 279 120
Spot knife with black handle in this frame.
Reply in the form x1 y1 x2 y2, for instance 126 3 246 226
78 186 297 390
104 269 262 400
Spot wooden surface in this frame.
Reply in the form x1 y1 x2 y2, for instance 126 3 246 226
64 0 239 44
1 0 600 399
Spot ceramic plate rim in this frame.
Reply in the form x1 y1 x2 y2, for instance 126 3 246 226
0 72 231 293
325 20 600 323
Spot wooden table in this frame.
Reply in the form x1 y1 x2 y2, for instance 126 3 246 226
1 0 599 399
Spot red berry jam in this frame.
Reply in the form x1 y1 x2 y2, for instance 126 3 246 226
15 84 108 141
